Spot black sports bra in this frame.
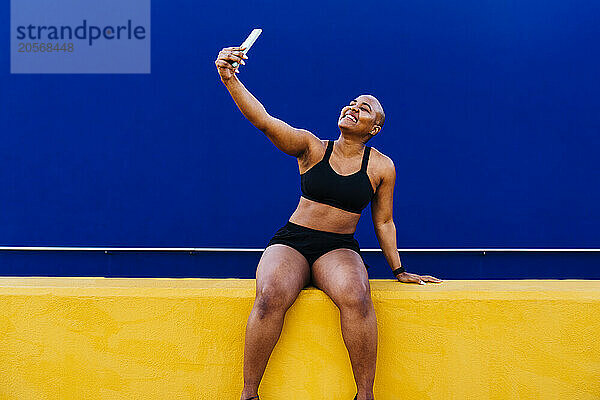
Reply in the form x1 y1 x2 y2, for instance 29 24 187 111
300 140 375 214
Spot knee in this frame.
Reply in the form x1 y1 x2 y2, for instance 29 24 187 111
335 281 372 317
254 285 293 319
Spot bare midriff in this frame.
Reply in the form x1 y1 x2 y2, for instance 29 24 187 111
288 197 361 234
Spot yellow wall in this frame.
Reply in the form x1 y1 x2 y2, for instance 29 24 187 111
0 278 598 399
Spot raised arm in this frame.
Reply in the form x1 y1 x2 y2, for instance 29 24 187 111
371 155 443 285
215 46 315 158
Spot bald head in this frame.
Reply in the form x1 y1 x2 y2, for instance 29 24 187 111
362 94 385 128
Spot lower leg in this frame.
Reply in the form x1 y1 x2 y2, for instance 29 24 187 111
240 300 288 399
339 299 378 400
241 245 309 399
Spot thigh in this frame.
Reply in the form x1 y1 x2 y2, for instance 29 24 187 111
255 244 311 303
311 248 370 306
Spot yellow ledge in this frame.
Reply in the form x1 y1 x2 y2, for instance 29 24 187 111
0 278 598 400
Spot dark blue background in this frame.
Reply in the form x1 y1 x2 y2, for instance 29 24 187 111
1 0 599 278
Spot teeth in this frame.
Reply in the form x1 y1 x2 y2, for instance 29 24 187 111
345 114 357 122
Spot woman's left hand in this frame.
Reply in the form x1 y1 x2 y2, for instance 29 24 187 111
396 271 443 285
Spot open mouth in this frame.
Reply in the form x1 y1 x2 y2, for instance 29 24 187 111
343 112 358 123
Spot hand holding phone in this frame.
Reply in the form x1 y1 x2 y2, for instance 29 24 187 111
230 29 262 68
215 29 262 81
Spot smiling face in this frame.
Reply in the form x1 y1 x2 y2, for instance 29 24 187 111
338 94 385 139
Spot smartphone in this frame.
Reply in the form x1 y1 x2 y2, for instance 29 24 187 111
231 29 262 68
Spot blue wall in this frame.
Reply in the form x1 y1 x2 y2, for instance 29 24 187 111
1 0 599 278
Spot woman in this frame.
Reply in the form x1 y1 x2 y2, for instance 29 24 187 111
215 46 443 400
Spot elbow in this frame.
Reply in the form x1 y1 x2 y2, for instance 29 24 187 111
374 218 394 232
254 115 269 131
241 106 270 131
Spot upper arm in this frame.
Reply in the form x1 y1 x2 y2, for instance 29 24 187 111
258 116 318 157
371 156 396 227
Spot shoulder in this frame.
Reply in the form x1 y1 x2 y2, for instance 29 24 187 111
369 147 396 180
297 135 328 170
304 136 329 155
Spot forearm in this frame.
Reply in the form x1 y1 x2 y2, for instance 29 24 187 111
222 76 270 130
374 220 403 272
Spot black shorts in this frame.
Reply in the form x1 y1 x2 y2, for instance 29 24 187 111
266 221 369 268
